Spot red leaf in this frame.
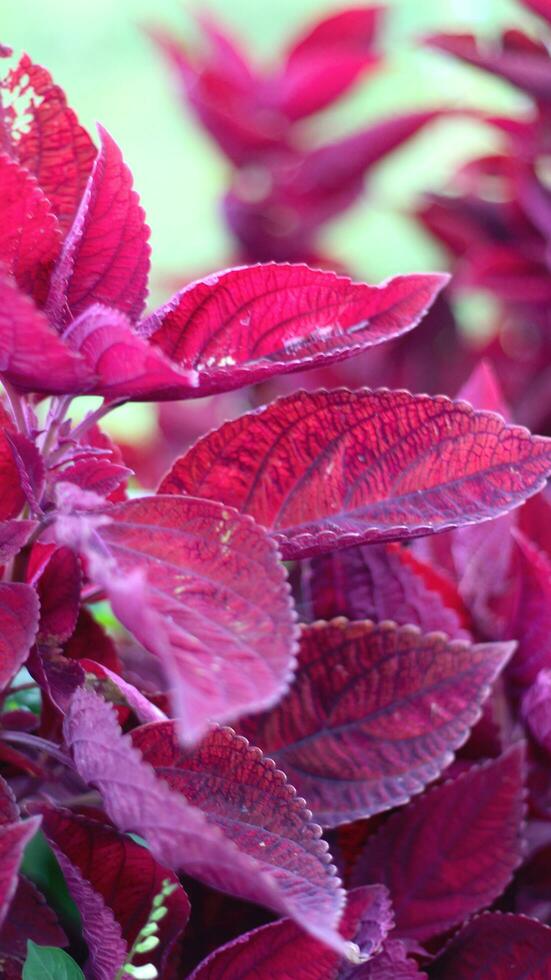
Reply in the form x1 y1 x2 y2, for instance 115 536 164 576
0 152 61 304
1 54 96 231
0 583 40 691
430 913 551 979
145 266 447 397
39 807 189 980
0 776 19 826
426 32 551 102
238 620 513 826
522 670 551 753
63 303 197 401
0 520 37 561
57 458 131 498
0 815 40 931
352 745 525 941
303 543 468 638
0 275 93 394
189 885 392 978
0 404 25 520
160 388 551 559
89 496 297 744
80 660 167 724
47 127 150 323
64 689 350 957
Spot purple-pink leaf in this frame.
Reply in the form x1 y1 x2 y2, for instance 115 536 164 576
303 543 468 638
159 388 551 559
64 689 350 957
144 267 448 397
63 303 198 401
364 940 426 978
57 458 131 497
1 54 96 231
87 495 297 744
189 885 392 978
0 275 93 394
0 404 25 520
0 815 40 931
39 806 189 980
0 583 40 691
238 620 513 826
0 520 37 561
430 913 551 979
0 151 61 305
47 126 150 323
80 660 167 724
352 745 525 941
0 776 19 826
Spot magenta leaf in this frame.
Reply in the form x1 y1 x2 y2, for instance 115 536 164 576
0 776 18 826
84 495 297 744
47 126 151 323
39 806 190 980
0 520 37 561
0 275 93 395
352 745 525 941
238 620 513 826
57 458 131 498
0 151 61 305
430 913 551 979
1 54 96 231
0 583 40 691
363 940 426 978
62 303 198 401
507 530 551 687
189 885 393 978
64 689 351 957
303 544 468 639
0 814 41 931
144 267 448 397
160 388 551 559
5 430 45 514
0 404 26 520
522 670 551 753
276 7 383 119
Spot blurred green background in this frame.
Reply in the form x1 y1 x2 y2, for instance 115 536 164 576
3 0 532 290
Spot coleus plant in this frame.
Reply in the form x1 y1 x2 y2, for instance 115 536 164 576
0 46 551 980
417 0 551 434
149 6 442 268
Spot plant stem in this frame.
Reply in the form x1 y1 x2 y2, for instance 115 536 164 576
1 731 75 769
2 380 29 435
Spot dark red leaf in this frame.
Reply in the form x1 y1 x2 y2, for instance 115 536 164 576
238 620 513 826
160 388 551 559
64 689 350 956
0 815 40 930
0 152 61 304
0 776 19 826
31 547 81 643
145 267 447 397
47 127 150 323
352 746 525 941
303 543 468 638
63 608 121 673
365 940 426 978
0 877 66 961
63 303 198 401
0 583 40 691
1 53 96 231
189 885 392 978
430 913 551 979
39 806 189 980
507 530 551 687
0 275 93 394
87 495 297 744
522 670 551 753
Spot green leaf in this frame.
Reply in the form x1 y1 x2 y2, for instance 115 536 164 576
23 942 85 980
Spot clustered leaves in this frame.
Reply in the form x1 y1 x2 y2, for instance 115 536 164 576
1 5 551 978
